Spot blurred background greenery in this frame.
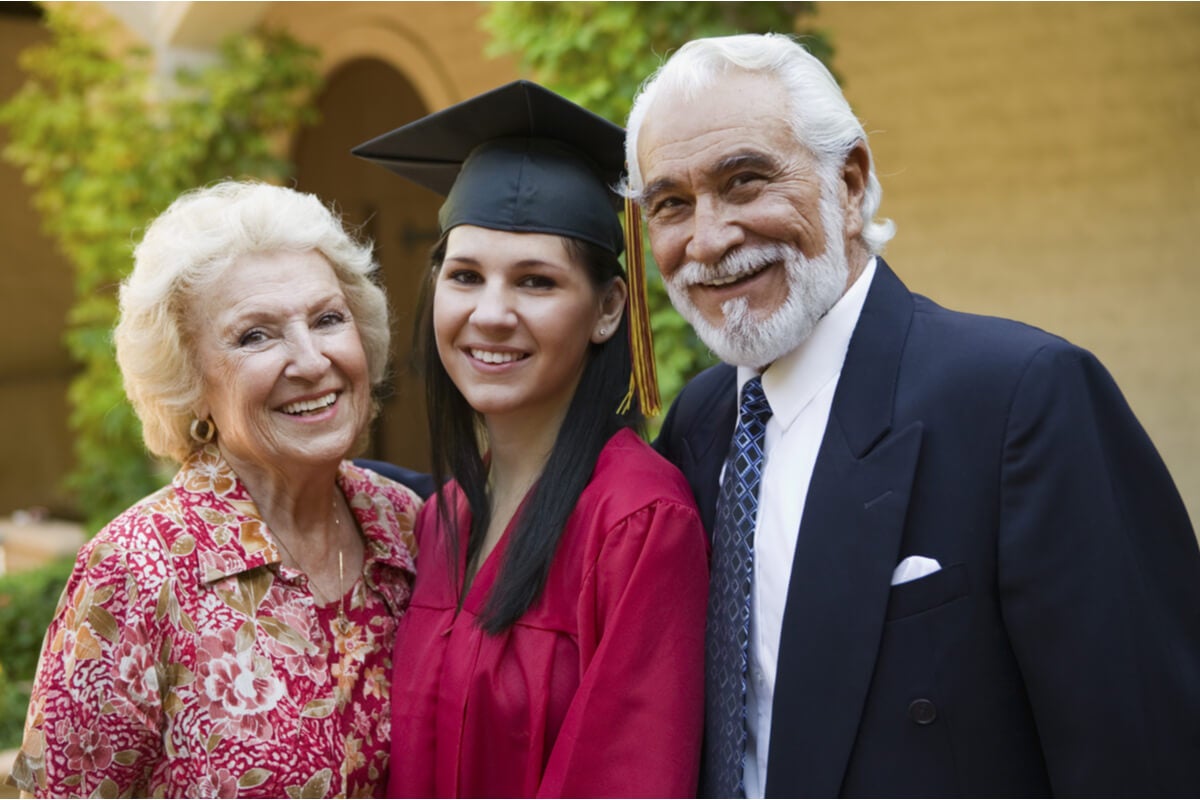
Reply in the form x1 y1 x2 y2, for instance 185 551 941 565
0 558 74 749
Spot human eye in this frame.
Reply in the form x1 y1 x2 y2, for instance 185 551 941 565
443 268 482 285
316 310 347 328
638 180 678 215
646 194 690 223
237 328 268 348
517 273 556 290
649 193 683 212
727 171 767 196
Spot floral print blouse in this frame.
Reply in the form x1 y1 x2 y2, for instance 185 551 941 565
8 445 419 798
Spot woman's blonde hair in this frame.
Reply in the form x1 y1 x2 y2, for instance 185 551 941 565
114 180 389 463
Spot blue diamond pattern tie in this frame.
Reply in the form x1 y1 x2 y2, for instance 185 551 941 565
703 376 773 798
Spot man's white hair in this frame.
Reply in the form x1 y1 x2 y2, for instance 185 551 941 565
625 33 895 255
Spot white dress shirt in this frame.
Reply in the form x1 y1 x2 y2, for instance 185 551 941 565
740 257 876 797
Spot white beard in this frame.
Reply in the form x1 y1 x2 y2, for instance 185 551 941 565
664 190 849 368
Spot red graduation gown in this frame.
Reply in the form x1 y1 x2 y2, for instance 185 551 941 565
387 429 708 798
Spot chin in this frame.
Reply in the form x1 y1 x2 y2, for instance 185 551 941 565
682 253 849 369
292 434 361 465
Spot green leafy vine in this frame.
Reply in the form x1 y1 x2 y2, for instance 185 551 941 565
0 5 321 531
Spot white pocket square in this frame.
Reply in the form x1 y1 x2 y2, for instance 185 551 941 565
891 555 942 586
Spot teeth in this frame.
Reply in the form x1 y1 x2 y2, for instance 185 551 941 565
702 263 769 288
471 349 525 364
282 392 336 415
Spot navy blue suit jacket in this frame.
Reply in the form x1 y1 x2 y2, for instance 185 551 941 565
656 259 1200 796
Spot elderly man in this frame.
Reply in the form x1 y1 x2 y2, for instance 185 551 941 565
627 33 1200 798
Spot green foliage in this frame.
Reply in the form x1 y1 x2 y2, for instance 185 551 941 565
0 557 74 749
482 1 835 413
0 5 321 531
0 661 27 751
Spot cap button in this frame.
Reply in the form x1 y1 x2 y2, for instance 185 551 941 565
908 698 938 725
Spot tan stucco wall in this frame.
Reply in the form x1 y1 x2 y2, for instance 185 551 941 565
261 1 517 108
0 14 76 518
815 1 1200 524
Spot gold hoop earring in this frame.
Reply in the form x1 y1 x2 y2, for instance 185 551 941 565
190 417 216 444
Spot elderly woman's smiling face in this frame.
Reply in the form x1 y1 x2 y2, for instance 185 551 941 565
188 249 371 475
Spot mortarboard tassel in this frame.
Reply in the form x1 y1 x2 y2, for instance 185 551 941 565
619 195 662 417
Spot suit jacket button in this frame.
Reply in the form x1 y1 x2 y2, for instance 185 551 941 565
908 698 937 725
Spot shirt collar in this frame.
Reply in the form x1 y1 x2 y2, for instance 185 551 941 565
737 257 876 431
341 462 419 615
177 446 416 585
345 462 418 578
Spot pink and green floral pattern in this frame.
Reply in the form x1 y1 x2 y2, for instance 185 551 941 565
8 445 419 798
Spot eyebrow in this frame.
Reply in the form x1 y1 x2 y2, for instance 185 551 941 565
638 177 679 205
443 254 570 272
222 291 346 324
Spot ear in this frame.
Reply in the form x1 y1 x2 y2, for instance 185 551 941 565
840 141 870 240
592 276 628 343
193 387 212 424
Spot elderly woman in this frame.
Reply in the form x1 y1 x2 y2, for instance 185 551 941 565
8 181 420 798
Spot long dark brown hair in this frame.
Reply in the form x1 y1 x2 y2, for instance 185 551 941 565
413 232 645 633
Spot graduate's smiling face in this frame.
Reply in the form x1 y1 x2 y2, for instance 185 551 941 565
433 225 626 425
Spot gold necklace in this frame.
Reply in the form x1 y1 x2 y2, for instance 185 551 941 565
271 498 350 627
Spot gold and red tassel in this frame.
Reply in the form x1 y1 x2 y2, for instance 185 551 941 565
619 195 662 417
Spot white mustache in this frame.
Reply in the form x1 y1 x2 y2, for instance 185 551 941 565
673 243 792 288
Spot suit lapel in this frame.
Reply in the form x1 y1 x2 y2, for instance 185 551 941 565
677 366 738 532
766 259 924 797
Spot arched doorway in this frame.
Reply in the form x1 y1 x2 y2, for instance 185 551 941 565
293 58 441 472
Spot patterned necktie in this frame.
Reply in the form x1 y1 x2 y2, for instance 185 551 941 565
703 376 773 798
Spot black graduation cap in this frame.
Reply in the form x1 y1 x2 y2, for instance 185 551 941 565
350 80 626 255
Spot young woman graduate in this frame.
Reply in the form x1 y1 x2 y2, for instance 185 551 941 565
353 82 707 797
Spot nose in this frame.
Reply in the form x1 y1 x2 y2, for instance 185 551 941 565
284 328 331 379
684 196 744 267
468 282 518 331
